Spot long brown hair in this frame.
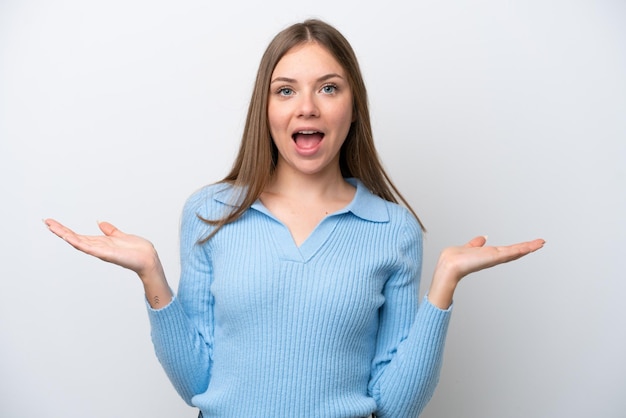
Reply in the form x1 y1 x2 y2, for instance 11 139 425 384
201 19 424 241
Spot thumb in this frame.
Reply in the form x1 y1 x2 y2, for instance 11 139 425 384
465 235 488 248
97 221 121 236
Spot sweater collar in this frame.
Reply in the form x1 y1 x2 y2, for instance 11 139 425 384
212 178 390 223
342 178 389 222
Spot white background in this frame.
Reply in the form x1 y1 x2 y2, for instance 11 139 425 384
1 0 624 417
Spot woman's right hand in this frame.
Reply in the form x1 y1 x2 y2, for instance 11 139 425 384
44 218 172 307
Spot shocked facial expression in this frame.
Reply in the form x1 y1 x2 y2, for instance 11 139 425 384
268 42 354 178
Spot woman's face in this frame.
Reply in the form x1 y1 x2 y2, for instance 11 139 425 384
267 42 353 178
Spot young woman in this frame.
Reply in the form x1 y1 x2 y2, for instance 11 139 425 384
45 19 544 418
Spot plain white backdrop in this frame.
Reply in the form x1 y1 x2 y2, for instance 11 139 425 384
1 0 624 417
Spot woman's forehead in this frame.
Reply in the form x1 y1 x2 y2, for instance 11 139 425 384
272 42 346 79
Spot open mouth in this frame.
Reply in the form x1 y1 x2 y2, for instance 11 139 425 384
292 130 325 150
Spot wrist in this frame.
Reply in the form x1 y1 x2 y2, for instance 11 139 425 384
141 269 172 309
137 252 172 309
137 252 165 284
428 268 459 310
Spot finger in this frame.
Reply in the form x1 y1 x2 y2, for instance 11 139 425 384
514 239 545 258
527 238 546 251
44 218 65 231
464 236 487 248
505 239 545 255
98 221 121 237
44 218 78 241
494 239 545 262
45 219 100 252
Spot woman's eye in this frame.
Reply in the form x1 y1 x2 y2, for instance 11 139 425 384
321 85 337 94
278 87 293 96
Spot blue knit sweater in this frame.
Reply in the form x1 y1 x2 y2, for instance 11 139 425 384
147 179 452 417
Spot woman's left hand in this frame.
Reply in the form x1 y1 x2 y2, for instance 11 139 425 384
428 236 545 309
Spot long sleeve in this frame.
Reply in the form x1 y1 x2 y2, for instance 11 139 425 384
369 210 452 417
147 189 215 404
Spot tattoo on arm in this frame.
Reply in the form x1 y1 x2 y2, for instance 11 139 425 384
153 295 160 306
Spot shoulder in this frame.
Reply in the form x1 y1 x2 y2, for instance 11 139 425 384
183 182 238 215
383 199 423 247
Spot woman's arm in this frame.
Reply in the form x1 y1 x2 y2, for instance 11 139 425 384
45 200 216 403
370 211 545 417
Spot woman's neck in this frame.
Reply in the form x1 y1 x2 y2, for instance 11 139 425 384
266 163 353 203
260 163 356 247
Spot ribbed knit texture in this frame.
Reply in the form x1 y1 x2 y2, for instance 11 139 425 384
147 179 452 418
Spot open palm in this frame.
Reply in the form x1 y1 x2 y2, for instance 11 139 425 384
436 236 545 283
44 218 160 278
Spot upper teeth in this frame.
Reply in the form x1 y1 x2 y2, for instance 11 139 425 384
299 131 317 134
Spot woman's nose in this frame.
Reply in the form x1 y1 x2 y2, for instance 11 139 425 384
297 92 320 117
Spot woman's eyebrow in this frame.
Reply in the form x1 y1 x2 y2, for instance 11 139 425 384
317 73 344 82
270 76 296 85
270 73 345 85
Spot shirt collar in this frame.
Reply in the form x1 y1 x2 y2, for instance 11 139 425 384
342 178 389 222
213 182 245 207
212 178 390 223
